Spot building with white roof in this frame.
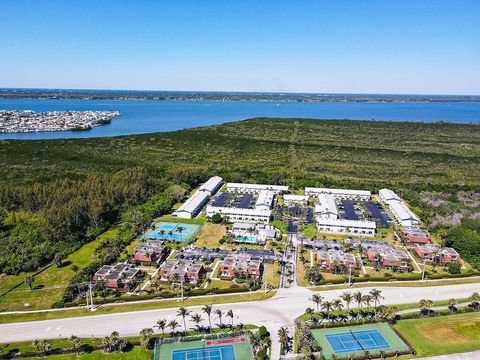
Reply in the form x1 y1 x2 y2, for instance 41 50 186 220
206 206 271 224
173 191 209 219
305 187 371 201
255 190 275 211
198 176 223 196
379 188 420 227
227 183 288 194
283 194 309 207
316 218 376 237
388 201 420 226
379 188 401 203
314 193 339 219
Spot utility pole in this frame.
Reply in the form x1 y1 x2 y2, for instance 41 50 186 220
85 286 90 309
421 260 426 281
87 282 95 311
348 263 353 286
180 279 184 301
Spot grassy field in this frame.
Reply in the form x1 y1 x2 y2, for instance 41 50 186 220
0 290 276 324
395 312 480 357
0 230 116 312
194 223 226 247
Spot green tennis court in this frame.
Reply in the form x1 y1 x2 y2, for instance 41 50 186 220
154 337 254 360
312 323 410 358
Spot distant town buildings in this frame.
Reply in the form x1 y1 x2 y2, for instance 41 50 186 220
0 110 120 133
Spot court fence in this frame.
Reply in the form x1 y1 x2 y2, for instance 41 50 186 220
152 330 250 360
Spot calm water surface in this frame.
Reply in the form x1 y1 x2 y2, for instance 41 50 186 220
0 99 479 140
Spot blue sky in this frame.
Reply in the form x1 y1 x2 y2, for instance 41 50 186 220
1 0 479 94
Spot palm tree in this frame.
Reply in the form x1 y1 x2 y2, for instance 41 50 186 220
177 307 191 336
321 301 333 321
168 320 180 336
177 226 185 241
155 319 167 341
305 307 315 321
340 292 353 312
353 291 363 308
215 309 223 327
362 294 372 309
139 328 153 348
68 335 82 356
469 292 480 309
310 294 323 312
448 298 457 313
226 309 234 330
332 299 343 312
277 326 290 354
202 304 213 333
369 289 383 310
419 299 434 316
191 313 203 333
25 276 35 291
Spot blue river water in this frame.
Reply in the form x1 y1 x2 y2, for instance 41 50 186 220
0 98 479 139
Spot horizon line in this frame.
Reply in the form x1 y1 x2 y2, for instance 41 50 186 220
1 86 480 98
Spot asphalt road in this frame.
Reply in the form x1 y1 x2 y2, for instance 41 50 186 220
0 283 479 359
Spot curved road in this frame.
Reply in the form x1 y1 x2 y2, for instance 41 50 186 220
0 283 479 359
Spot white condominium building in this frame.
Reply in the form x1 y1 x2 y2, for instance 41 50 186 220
205 206 271 224
283 194 309 207
198 176 223 196
314 193 339 219
305 187 371 201
173 191 209 219
379 188 420 227
226 182 289 194
316 218 377 237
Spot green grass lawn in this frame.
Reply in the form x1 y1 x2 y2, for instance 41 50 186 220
0 230 117 312
0 290 276 324
155 215 206 225
394 312 480 357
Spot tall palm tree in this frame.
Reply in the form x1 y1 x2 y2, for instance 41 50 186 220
369 289 383 311
139 328 154 348
353 291 363 308
340 292 353 312
362 294 372 309
448 299 457 313
68 335 82 356
226 309 234 330
332 299 343 312
469 292 480 309
277 326 290 354
177 307 191 336
155 319 167 341
321 301 333 321
177 226 185 241
310 294 323 312
419 299 433 316
202 304 213 333
168 320 180 336
305 307 315 321
191 313 203 333
215 309 223 327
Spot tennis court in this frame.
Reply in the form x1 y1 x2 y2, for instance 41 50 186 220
312 323 410 358
326 329 390 353
155 337 254 360
142 222 202 242
172 345 235 360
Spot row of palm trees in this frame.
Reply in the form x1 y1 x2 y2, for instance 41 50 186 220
309 289 384 317
153 305 236 340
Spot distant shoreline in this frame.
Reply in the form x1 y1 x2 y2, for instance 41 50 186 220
1 88 479 103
